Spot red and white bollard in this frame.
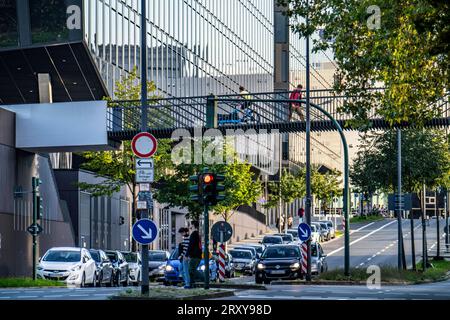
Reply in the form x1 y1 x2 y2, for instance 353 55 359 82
218 244 226 282
301 242 308 277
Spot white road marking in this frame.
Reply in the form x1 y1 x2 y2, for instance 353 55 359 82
17 296 38 299
43 295 63 298
328 221 397 256
0 297 11 299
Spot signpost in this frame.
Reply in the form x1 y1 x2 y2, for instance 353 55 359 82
132 219 158 245
298 223 312 242
131 132 158 159
211 221 233 283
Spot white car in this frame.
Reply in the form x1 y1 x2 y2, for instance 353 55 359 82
37 247 97 287
310 225 321 243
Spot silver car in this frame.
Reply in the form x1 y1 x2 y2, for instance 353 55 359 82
229 249 256 275
311 242 328 275
320 221 336 239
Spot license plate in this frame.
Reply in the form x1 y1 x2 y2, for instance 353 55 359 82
271 270 285 275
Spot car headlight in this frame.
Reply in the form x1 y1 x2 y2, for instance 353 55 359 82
37 266 44 271
290 263 300 270
165 265 174 272
257 263 265 270
70 264 82 272
199 265 206 271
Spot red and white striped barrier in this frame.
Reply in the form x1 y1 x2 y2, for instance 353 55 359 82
301 242 308 276
218 244 226 282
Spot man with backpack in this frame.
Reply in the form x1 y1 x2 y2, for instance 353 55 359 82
289 84 305 121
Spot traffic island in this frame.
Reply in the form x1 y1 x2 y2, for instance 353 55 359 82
0 278 66 288
110 287 236 300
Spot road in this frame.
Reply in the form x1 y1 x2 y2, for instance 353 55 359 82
218 280 450 300
0 287 126 300
322 218 449 270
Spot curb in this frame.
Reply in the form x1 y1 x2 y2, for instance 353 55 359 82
271 276 450 286
110 290 235 301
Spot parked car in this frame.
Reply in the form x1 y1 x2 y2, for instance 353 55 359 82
255 245 303 284
242 244 265 258
310 224 321 243
224 253 236 278
121 251 141 286
89 249 114 287
286 229 299 241
311 242 328 275
233 246 258 260
148 250 170 281
228 249 256 275
164 248 218 285
37 247 96 287
320 221 336 239
274 233 294 244
105 250 129 286
261 235 284 247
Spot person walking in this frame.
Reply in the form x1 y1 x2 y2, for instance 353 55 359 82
239 86 255 123
289 84 305 121
177 227 190 287
185 221 202 289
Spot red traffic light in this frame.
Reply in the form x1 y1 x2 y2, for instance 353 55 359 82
203 174 214 184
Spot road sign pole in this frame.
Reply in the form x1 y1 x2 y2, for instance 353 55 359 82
305 1 312 283
140 0 149 296
204 203 210 290
436 190 441 259
410 210 416 270
32 177 38 281
397 128 403 270
445 189 449 252
422 184 427 271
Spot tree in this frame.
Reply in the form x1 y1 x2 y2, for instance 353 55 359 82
153 144 262 222
78 67 167 250
279 0 449 128
350 129 450 198
310 167 342 213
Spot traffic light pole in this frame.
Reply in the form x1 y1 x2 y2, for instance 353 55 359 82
204 203 210 290
32 177 38 281
397 129 403 270
140 0 150 296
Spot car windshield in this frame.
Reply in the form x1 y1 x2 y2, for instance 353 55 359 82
229 250 252 259
261 247 300 259
89 251 101 263
263 237 282 244
235 247 255 255
106 252 118 262
311 225 317 232
149 252 167 261
250 246 263 254
277 234 293 242
320 223 328 229
122 252 138 263
43 250 81 262
169 249 179 260
287 230 298 237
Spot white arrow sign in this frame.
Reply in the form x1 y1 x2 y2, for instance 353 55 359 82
299 227 308 238
138 224 153 239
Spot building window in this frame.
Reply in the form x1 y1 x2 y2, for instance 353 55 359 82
30 0 69 44
0 0 18 48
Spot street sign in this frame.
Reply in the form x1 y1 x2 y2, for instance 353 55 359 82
139 183 151 192
131 132 158 158
27 223 43 236
211 221 233 243
132 219 158 245
136 158 154 169
388 194 412 211
137 201 148 210
298 223 312 242
138 191 153 209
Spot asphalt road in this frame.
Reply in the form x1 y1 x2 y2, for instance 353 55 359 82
321 218 449 270
0 287 126 300
218 280 450 300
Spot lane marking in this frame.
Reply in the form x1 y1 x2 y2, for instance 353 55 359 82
0 297 11 299
328 220 397 256
17 296 38 299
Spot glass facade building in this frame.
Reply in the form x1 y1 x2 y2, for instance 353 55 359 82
83 0 275 98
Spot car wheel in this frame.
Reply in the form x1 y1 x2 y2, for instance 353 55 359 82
115 272 121 287
80 273 86 288
123 273 130 287
263 279 271 285
92 272 98 287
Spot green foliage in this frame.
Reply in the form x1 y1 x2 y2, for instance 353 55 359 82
0 278 65 288
350 129 450 194
279 0 449 127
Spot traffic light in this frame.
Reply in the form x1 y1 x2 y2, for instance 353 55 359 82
213 174 226 205
189 174 201 203
37 196 44 220
201 173 215 205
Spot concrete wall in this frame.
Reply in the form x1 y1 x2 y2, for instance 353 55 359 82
0 108 75 277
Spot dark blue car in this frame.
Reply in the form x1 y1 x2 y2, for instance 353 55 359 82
163 248 218 285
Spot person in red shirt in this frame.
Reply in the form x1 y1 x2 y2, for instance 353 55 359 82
289 84 305 121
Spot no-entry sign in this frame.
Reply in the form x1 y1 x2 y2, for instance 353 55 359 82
131 132 158 158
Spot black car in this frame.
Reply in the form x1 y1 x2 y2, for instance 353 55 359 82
274 233 295 244
89 249 114 287
255 245 303 284
105 250 129 286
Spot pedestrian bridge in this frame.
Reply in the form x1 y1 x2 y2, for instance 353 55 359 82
107 89 450 140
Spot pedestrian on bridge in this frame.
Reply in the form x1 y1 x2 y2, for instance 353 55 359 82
289 84 305 121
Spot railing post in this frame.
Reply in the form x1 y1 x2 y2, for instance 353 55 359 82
206 95 218 129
